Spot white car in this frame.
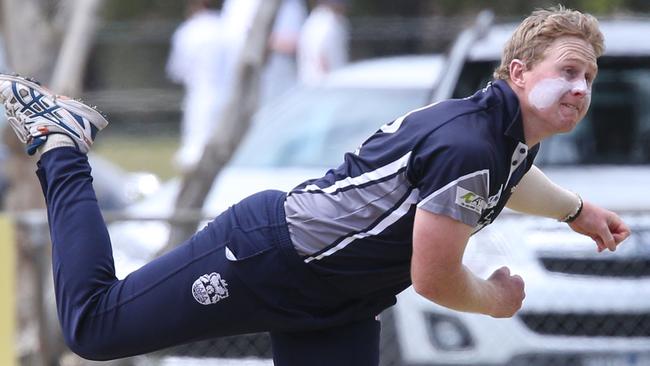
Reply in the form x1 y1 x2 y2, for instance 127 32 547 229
390 19 650 366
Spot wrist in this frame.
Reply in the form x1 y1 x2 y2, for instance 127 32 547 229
559 194 583 223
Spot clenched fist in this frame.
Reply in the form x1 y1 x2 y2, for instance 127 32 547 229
486 266 526 318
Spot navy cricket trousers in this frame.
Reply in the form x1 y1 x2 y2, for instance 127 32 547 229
36 148 387 365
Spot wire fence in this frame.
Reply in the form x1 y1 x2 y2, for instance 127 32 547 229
8 210 650 366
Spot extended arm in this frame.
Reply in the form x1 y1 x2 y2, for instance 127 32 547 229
507 165 631 251
506 165 579 220
411 208 525 318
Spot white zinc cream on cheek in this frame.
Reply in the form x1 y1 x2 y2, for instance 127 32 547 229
528 78 591 110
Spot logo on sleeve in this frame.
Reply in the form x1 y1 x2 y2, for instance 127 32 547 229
455 187 486 214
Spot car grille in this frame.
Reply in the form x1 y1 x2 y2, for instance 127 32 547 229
519 312 650 337
506 354 583 366
540 257 650 277
507 353 650 366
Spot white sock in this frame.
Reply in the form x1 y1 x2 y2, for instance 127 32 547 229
39 134 76 154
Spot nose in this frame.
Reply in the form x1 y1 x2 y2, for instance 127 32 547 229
571 88 586 98
571 87 588 98
570 79 589 98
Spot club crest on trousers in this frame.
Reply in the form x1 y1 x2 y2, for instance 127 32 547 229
192 272 229 305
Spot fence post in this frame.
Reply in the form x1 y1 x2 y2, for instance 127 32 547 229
0 214 16 365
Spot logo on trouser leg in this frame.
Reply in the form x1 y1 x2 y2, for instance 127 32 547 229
192 272 229 305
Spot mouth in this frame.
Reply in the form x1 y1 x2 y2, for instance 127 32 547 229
560 102 579 112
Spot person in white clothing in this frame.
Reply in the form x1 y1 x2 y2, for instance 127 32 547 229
221 0 307 103
166 0 231 171
262 0 308 101
297 0 349 85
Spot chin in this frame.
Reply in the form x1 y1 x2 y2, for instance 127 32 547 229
552 117 579 134
564 118 583 132
555 112 585 133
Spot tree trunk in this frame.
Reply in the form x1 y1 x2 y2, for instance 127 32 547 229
1 0 57 80
163 0 282 253
50 0 104 95
1 0 105 364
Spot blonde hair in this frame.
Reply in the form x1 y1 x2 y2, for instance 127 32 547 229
493 5 604 80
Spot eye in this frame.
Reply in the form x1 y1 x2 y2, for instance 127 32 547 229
562 67 577 78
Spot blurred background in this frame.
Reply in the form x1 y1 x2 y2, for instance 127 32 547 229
33 0 650 180
1 0 650 365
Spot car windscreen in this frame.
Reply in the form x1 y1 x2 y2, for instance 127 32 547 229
453 57 650 166
230 87 431 168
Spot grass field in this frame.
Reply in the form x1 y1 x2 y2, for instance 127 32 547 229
93 134 179 181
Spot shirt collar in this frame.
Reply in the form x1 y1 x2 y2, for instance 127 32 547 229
492 79 526 144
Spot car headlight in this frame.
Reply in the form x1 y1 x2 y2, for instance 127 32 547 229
426 314 473 351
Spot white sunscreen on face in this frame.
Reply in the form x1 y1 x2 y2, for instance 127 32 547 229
528 78 590 110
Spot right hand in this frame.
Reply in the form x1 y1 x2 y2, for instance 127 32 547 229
486 266 525 318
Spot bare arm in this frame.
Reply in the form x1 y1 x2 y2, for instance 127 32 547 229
506 165 579 220
411 208 525 318
507 165 631 252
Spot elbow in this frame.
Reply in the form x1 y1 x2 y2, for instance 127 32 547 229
412 277 443 302
412 266 461 305
412 278 427 298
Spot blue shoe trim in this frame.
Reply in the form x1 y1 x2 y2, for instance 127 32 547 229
26 136 46 156
72 113 86 129
11 81 82 139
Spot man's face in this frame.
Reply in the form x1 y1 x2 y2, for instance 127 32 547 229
522 36 598 134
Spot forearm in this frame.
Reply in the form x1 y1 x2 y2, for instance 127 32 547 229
506 165 580 220
412 210 524 318
413 264 497 316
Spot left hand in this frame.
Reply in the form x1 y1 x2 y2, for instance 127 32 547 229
568 200 631 252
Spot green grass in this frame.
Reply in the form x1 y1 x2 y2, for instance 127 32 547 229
93 134 179 180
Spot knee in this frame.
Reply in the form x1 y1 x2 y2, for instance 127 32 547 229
61 324 122 361
64 335 116 361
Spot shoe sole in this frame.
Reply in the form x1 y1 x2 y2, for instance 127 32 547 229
0 74 109 131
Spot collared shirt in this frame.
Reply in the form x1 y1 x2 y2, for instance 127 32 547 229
284 80 538 295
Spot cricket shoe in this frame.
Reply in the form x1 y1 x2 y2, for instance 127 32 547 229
0 74 109 155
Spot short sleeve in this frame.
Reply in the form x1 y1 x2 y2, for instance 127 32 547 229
408 130 492 227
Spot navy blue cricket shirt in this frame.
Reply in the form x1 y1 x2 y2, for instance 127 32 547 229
283 80 539 296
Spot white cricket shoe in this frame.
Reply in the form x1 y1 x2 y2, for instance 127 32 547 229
0 74 108 155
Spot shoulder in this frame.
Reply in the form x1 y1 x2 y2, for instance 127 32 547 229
410 125 494 178
408 94 497 132
405 102 498 182
406 99 496 153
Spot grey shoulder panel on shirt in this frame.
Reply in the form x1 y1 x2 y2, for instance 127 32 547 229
417 169 489 227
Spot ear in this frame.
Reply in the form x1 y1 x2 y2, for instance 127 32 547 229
509 59 527 88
